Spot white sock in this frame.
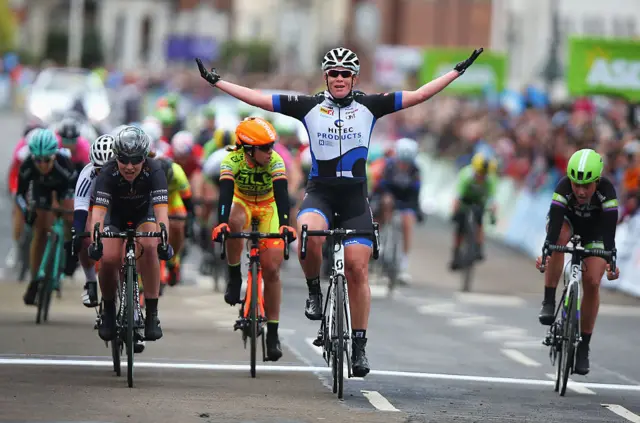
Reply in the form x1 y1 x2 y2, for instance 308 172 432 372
400 253 409 271
83 265 96 281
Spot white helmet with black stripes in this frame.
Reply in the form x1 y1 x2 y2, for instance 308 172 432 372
90 134 115 168
322 47 360 74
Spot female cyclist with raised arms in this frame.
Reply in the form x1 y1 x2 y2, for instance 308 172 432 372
196 46 483 377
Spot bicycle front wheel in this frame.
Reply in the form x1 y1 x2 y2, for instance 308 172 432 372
125 264 135 388
559 286 578 396
334 274 345 399
249 260 259 378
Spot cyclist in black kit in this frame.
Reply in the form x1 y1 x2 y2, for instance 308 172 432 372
89 127 174 342
18 128 78 306
536 149 619 375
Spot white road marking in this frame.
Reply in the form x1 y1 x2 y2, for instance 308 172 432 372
598 304 640 317
449 315 492 327
361 390 400 412
417 302 465 317
369 285 389 298
482 326 530 340
545 373 596 395
602 404 640 423
5 357 640 392
501 349 541 367
454 292 525 307
503 339 545 349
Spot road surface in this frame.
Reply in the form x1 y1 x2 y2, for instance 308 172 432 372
2 113 640 423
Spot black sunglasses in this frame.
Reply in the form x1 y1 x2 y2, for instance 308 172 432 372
34 156 53 164
116 155 145 165
326 70 354 78
243 143 274 152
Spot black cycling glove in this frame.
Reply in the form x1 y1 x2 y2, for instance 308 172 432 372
195 58 221 86
454 48 484 75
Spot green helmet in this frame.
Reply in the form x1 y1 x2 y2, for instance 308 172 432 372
567 149 603 184
29 128 59 158
166 93 180 108
155 107 176 126
202 105 216 119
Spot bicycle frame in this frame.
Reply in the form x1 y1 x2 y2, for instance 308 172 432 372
36 217 66 289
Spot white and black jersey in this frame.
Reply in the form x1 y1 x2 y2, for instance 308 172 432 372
74 163 99 211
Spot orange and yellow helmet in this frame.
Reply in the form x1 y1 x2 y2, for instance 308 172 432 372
235 117 277 146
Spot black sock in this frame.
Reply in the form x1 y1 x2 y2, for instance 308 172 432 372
103 299 116 314
267 321 279 337
146 298 158 313
306 277 321 294
352 329 366 339
544 286 556 303
228 263 241 280
581 332 591 346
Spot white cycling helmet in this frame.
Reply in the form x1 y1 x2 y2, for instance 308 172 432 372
141 120 162 144
322 47 360 74
171 130 195 156
90 134 115 167
395 138 419 161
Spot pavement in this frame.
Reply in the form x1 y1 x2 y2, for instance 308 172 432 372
2 113 640 422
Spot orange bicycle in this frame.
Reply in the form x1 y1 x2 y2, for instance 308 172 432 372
217 218 290 378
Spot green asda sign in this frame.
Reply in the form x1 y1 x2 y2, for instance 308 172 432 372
419 48 507 94
567 37 640 101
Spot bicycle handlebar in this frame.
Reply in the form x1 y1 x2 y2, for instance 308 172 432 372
300 223 380 260
539 241 615 273
217 228 290 261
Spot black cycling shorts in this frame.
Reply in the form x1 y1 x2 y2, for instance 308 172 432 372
298 180 373 247
454 203 485 235
31 183 74 209
104 201 157 232
546 213 604 248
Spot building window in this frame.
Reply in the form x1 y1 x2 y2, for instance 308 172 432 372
583 16 604 36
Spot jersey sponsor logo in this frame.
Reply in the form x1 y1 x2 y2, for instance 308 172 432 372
334 119 344 128
236 170 271 186
230 154 243 163
95 196 109 206
317 126 362 142
270 161 285 172
320 106 334 116
287 95 299 102
152 194 168 203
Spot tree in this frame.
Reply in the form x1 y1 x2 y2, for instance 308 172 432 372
0 0 17 54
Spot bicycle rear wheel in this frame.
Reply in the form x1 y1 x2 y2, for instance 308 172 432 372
559 286 578 396
36 236 55 324
125 264 135 388
334 274 345 399
249 261 259 378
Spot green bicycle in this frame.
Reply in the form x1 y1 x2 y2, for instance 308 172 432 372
32 207 73 324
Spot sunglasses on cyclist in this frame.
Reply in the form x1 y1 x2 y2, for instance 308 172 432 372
243 143 274 152
33 155 55 164
116 155 145 165
326 69 354 78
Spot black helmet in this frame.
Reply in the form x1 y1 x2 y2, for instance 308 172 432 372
58 118 81 140
113 126 150 157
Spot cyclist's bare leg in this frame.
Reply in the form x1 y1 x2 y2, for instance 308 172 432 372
344 244 372 330
380 193 394 225
29 209 54 277
98 238 123 300
223 203 247 304
137 221 161 299
169 215 186 256
296 212 328 278
261 246 284 322
12 203 24 243
544 222 571 290
401 211 415 254
581 256 607 333
538 221 571 325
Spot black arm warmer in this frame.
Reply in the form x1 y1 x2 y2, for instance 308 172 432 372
273 179 290 227
217 179 235 224
545 204 566 246
602 209 618 251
